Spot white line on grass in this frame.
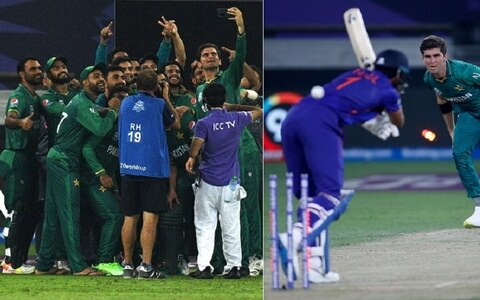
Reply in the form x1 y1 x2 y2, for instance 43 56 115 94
435 281 458 288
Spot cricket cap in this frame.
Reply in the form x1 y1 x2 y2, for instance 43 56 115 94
79 62 107 82
45 56 68 71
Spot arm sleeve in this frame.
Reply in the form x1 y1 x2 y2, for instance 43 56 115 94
382 89 401 113
157 39 172 67
40 95 65 117
6 93 25 117
76 102 117 137
162 103 175 128
193 120 207 140
95 43 107 65
224 34 246 89
82 134 106 176
237 111 253 129
460 62 480 85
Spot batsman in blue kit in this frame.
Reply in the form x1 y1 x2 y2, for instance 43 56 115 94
280 49 409 283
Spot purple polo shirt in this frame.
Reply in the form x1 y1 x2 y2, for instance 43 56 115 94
194 107 252 186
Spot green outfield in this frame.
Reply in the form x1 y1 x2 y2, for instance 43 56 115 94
0 273 262 299
264 161 471 248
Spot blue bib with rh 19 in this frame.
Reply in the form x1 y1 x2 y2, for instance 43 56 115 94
119 92 170 178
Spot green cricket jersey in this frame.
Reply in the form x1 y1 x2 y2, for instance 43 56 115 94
195 34 246 119
53 90 117 166
81 121 119 185
40 86 80 147
172 92 201 120
5 84 41 152
167 110 195 168
424 59 480 115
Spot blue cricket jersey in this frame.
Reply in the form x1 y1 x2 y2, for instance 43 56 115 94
119 92 174 178
322 68 401 125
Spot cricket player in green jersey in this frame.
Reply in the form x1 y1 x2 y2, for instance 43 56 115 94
162 60 200 120
1 57 43 274
195 7 262 276
79 86 127 276
40 56 80 148
36 63 120 275
421 35 480 228
165 109 197 274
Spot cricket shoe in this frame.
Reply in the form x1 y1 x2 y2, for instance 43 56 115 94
1 262 14 274
14 264 35 274
95 262 124 276
248 256 263 276
55 260 71 275
123 264 136 279
177 254 190 276
278 223 340 284
464 206 480 228
308 246 340 283
190 266 214 279
137 263 167 279
277 224 303 281
222 267 241 279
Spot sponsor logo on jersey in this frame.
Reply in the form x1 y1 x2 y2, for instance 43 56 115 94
133 100 145 112
10 98 18 107
106 145 119 157
191 97 197 105
446 92 472 103
89 107 96 114
42 99 49 107
171 144 189 159
473 72 480 79
454 85 464 91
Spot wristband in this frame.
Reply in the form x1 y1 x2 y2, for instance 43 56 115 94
438 102 453 114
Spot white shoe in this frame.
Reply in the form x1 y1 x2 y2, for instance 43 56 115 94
248 257 263 276
309 270 341 283
177 255 190 276
308 247 340 283
279 224 340 284
56 260 71 274
14 264 35 274
464 207 480 228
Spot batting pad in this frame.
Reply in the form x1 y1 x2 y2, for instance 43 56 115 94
306 189 354 246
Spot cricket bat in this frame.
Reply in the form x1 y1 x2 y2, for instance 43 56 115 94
343 8 376 70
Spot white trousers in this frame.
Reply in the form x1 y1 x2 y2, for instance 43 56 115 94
194 180 243 272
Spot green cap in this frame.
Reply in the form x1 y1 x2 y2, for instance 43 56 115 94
45 56 68 71
79 63 106 83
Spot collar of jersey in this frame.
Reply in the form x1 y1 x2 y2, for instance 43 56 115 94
434 60 451 83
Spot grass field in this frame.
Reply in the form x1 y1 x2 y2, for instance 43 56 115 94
264 161 470 249
0 160 472 299
264 160 479 299
0 274 262 299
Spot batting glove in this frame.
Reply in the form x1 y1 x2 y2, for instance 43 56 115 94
361 112 399 141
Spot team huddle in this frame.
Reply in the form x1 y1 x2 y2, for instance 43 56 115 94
0 7 264 279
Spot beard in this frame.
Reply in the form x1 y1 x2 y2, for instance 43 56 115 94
51 73 70 84
25 74 43 86
89 83 105 96
168 80 181 88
